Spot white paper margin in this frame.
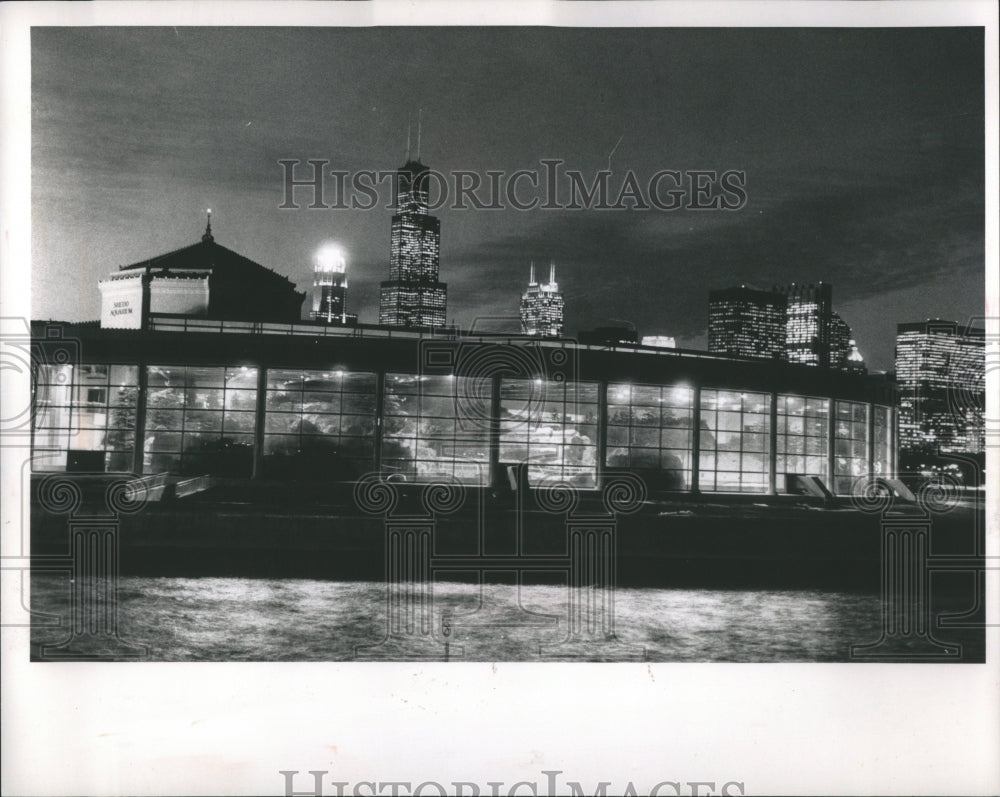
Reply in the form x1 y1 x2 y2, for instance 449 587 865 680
1 2 998 796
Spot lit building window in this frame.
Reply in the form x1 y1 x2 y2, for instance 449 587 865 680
873 405 893 477
32 364 138 472
606 383 693 489
699 389 771 493
833 400 869 494
776 395 830 487
143 365 258 476
263 369 375 478
499 379 598 487
382 374 490 485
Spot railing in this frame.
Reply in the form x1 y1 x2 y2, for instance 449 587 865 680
144 314 760 365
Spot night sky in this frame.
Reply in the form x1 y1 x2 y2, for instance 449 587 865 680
31 26 985 371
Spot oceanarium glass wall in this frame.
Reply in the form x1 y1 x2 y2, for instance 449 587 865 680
499 378 599 487
776 395 830 486
699 389 771 493
32 364 138 472
144 365 258 476
383 374 490 485
606 383 694 490
31 363 895 496
872 405 894 478
263 369 376 479
833 400 870 494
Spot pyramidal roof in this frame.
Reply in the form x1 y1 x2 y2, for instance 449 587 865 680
117 215 298 289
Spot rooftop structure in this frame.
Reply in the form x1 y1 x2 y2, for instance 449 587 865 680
97 212 305 329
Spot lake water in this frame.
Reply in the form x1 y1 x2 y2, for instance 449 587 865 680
28 575 982 662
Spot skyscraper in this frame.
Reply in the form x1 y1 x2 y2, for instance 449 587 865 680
774 282 833 367
828 311 852 370
310 244 357 325
895 320 985 454
845 339 867 374
707 285 786 360
519 261 565 338
378 158 447 328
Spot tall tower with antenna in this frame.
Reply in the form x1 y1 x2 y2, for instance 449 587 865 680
520 260 565 338
379 113 448 328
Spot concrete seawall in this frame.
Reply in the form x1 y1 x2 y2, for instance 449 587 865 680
30 497 983 591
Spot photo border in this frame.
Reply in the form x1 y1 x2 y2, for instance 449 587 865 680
2 2 998 795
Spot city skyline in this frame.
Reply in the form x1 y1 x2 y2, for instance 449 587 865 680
31 27 985 371
8 9 997 796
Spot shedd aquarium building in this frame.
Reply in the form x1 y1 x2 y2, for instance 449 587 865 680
30 321 897 499
30 228 897 499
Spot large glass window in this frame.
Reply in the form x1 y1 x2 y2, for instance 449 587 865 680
872 405 893 478
606 383 693 490
143 365 257 476
32 364 138 472
499 379 598 487
834 400 869 494
699 389 771 493
263 369 375 479
776 395 829 487
382 374 490 485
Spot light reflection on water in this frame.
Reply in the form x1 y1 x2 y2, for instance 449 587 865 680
28 575 973 662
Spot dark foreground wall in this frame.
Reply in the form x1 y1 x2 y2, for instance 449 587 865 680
31 495 983 592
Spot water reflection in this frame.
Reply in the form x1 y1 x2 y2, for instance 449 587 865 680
30 575 979 662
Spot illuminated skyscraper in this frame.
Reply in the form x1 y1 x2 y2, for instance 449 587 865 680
710 283 865 370
845 340 867 374
379 157 447 328
895 320 985 454
828 312 852 370
708 285 786 360
519 261 565 338
774 282 833 367
310 244 357 325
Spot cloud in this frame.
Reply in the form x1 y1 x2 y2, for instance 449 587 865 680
29 26 984 376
